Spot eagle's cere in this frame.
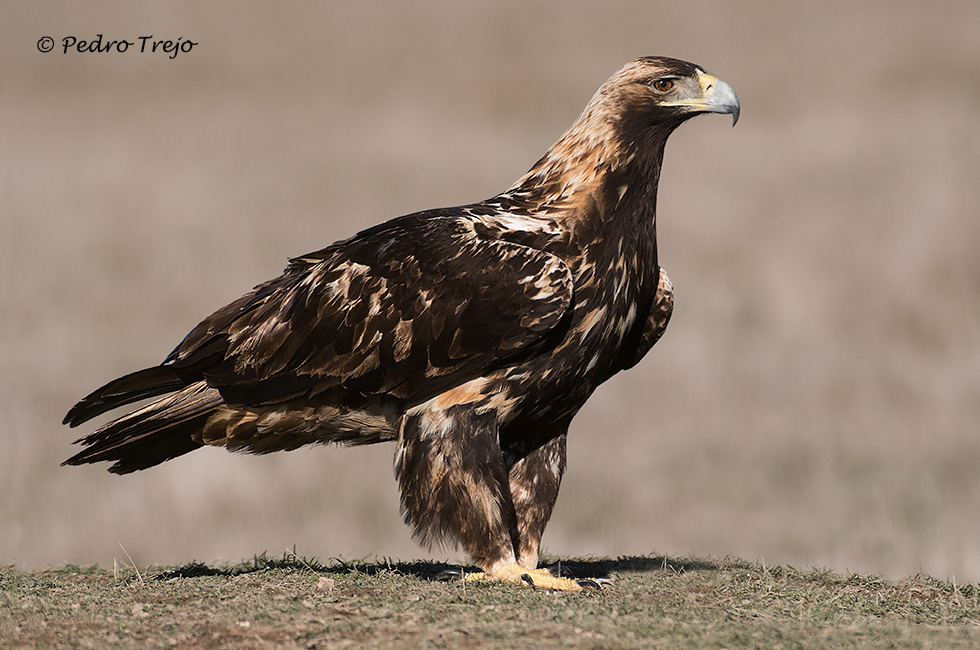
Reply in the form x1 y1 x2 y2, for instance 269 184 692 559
64 57 739 591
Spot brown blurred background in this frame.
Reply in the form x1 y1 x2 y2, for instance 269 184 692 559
3 1 979 581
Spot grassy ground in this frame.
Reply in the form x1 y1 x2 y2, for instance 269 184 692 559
3 554 978 649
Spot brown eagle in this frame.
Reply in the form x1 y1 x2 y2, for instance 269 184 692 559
64 57 738 590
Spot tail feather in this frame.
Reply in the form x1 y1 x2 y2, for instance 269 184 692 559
63 365 187 428
63 382 221 474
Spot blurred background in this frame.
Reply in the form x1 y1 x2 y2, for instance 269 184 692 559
3 1 979 582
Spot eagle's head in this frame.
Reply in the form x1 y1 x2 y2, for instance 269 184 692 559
510 56 738 206
594 56 739 138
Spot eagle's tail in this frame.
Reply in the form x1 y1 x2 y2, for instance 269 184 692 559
63 365 187 427
63 382 219 474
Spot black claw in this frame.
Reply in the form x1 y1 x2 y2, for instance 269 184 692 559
520 573 535 586
577 578 602 590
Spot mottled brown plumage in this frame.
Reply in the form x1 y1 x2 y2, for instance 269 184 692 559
64 57 738 589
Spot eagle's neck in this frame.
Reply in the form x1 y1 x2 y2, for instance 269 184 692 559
493 103 674 305
502 111 668 239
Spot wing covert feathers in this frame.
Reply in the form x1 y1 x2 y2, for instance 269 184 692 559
167 216 574 403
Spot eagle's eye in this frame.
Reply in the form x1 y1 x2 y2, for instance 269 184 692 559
651 78 675 93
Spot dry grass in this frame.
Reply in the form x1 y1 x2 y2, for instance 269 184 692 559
3 1 980 583
3 554 980 649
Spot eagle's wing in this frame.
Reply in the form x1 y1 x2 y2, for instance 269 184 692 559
167 213 573 405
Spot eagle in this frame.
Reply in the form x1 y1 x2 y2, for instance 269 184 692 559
64 57 739 591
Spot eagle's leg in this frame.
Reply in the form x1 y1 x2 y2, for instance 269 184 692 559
395 406 518 570
397 405 581 590
506 431 567 571
474 430 582 591
450 430 576 592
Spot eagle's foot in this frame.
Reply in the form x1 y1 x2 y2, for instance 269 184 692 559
462 563 586 591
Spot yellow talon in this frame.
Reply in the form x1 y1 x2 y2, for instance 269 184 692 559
463 563 584 591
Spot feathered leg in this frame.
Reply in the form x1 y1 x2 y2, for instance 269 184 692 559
491 428 583 591
396 401 581 590
506 431 567 570
395 405 518 571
